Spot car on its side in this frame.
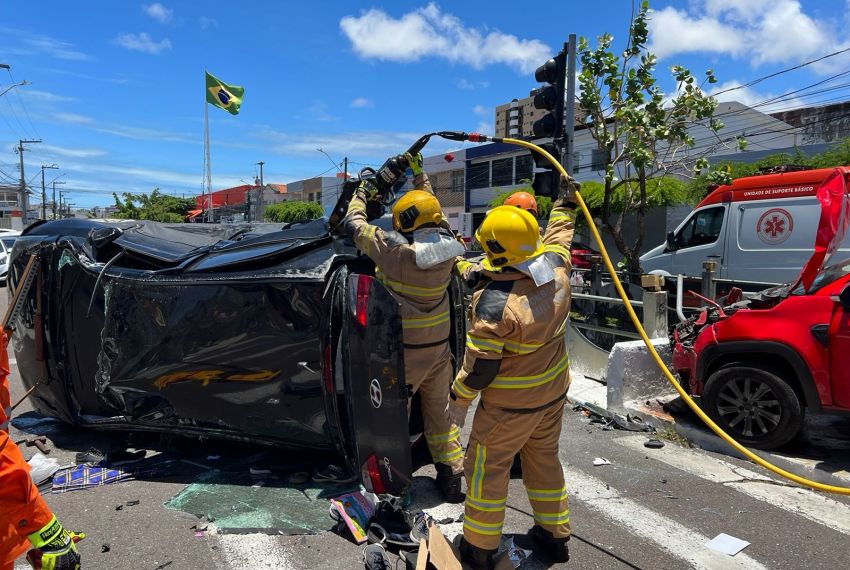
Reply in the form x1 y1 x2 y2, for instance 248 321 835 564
9 217 466 495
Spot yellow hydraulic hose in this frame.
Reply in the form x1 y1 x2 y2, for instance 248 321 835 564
501 137 850 495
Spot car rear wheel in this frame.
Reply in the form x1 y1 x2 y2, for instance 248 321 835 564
703 366 804 450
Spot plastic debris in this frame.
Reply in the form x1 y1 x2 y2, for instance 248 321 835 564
593 457 612 466
644 438 666 449
28 453 62 486
126 500 140 506
498 536 532 569
706 533 751 556
101 544 110 553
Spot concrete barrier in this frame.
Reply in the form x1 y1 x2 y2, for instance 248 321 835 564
566 323 610 382
606 338 675 412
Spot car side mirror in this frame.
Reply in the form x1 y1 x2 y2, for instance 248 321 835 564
666 231 677 251
840 284 850 309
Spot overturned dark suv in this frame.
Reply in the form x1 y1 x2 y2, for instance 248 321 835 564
9 217 466 495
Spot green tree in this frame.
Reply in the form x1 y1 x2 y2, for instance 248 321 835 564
488 184 553 219
112 189 195 223
264 201 324 223
577 0 739 279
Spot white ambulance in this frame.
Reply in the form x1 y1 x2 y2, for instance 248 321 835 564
640 167 850 283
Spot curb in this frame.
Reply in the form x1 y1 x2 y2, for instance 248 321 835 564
621 399 850 488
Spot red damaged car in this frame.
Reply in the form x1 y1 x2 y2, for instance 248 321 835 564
672 168 850 449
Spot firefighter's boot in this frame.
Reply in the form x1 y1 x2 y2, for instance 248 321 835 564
529 524 570 563
458 537 496 570
435 463 464 504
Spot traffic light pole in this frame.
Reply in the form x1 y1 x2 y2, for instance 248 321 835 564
563 34 577 176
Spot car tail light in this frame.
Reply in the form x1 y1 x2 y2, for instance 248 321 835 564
361 454 386 494
322 344 333 395
354 274 372 328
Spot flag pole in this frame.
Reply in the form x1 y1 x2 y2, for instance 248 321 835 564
204 69 213 223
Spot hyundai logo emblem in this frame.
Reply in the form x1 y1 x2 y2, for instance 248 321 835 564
369 379 383 409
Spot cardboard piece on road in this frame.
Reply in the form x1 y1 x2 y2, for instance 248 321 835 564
427 524 461 570
415 538 427 570
416 525 513 570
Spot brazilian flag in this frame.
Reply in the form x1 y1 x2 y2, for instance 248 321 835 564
205 71 244 115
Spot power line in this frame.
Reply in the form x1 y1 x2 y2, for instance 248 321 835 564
710 47 850 98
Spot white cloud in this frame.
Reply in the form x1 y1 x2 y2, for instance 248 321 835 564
709 81 806 113
456 78 490 90
472 104 489 117
54 112 94 124
339 3 551 73
143 3 173 24
648 1 850 74
350 97 374 108
199 16 219 29
113 32 172 55
40 144 107 159
23 90 76 103
475 121 492 135
0 27 89 60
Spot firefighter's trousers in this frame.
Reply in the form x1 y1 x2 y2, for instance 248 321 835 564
463 396 570 550
406 342 464 474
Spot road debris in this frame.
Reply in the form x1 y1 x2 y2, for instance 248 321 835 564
574 402 655 433
593 457 612 466
27 452 62 485
706 532 751 556
644 438 666 449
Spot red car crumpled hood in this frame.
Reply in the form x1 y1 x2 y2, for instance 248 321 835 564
794 168 850 292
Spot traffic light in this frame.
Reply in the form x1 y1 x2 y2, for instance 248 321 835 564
531 142 561 198
532 51 567 140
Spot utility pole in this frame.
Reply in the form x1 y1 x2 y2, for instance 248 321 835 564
59 190 67 218
256 161 264 186
343 157 348 180
52 180 65 220
563 34 577 175
40 164 58 220
16 139 41 225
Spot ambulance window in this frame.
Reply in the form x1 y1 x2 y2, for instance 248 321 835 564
677 206 724 249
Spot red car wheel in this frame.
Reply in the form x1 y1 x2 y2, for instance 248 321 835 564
702 366 804 450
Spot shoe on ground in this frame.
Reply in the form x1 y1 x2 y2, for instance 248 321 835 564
399 548 419 570
435 463 465 503
528 524 570 563
457 536 497 570
313 464 356 484
363 543 391 570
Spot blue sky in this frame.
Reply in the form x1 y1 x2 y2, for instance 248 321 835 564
1 0 850 208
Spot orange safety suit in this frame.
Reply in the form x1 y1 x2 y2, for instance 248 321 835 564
345 173 464 474
1 332 53 569
451 203 576 550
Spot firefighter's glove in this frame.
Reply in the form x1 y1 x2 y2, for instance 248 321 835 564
404 152 424 177
557 173 580 207
446 399 468 429
356 180 381 203
26 516 85 570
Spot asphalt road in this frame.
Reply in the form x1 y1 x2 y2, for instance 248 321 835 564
5 285 850 569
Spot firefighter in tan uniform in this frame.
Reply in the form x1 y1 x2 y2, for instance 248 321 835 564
448 174 579 569
344 152 466 503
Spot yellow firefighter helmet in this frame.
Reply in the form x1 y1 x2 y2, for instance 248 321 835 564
476 205 544 269
392 190 443 232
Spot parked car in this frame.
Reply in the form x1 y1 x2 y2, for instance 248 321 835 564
8 217 467 495
671 169 850 449
0 232 19 282
570 241 599 270
642 167 850 282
